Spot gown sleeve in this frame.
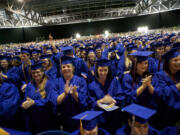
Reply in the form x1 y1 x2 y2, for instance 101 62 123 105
121 73 137 104
108 78 125 106
153 72 180 110
0 83 20 117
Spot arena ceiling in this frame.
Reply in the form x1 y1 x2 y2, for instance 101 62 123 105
0 0 180 28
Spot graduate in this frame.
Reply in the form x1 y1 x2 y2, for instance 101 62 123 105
31 49 41 65
40 54 58 80
18 48 32 93
116 43 137 78
54 55 88 132
0 55 20 85
150 41 165 74
86 49 96 83
121 51 157 109
95 43 103 60
0 75 20 128
80 47 87 61
115 104 159 135
88 58 124 133
12 56 22 67
21 62 56 134
108 48 120 77
152 47 180 127
61 46 89 79
70 111 111 135
88 58 118 109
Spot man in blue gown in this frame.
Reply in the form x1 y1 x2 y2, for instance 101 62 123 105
70 111 111 135
115 104 159 135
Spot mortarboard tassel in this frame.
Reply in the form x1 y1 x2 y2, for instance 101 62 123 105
0 128 9 135
80 114 88 135
80 119 84 135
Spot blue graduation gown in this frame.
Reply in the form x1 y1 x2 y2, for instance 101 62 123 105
152 71 180 126
0 82 20 126
121 73 157 109
23 80 56 134
116 54 128 78
54 75 88 131
2 67 20 85
73 56 89 78
88 78 124 108
44 66 58 80
149 57 163 74
109 59 119 77
88 78 124 133
153 71 180 110
115 125 159 135
70 128 111 135
159 126 179 135
18 64 31 85
87 65 95 83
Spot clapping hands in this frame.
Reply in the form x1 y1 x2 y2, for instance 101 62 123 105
22 97 35 109
64 80 79 96
97 94 116 106
142 75 152 87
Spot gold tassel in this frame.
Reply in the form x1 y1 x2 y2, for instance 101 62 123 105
80 114 88 135
80 119 84 135
0 128 10 135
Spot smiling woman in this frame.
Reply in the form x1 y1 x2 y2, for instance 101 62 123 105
152 47 180 127
53 55 88 132
21 62 56 135
121 51 156 109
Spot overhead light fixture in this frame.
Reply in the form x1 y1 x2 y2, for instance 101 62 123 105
17 0 23 3
104 30 109 38
76 33 81 39
137 26 149 33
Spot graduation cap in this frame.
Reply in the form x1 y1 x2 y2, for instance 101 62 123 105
61 46 74 55
43 44 49 47
72 43 80 48
21 48 30 54
95 43 102 50
46 47 53 51
87 48 95 54
40 54 51 59
13 56 21 61
122 104 157 124
152 41 164 48
72 111 103 132
129 51 153 62
61 55 75 65
31 49 41 54
126 43 137 52
31 62 43 70
162 47 180 61
96 58 109 67
80 47 86 52
0 55 12 61
15 51 21 55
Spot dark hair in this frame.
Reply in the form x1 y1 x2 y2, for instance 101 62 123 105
130 60 150 84
163 59 172 76
94 65 113 80
2 60 13 72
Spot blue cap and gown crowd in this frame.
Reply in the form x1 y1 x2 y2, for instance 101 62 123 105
0 32 180 135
